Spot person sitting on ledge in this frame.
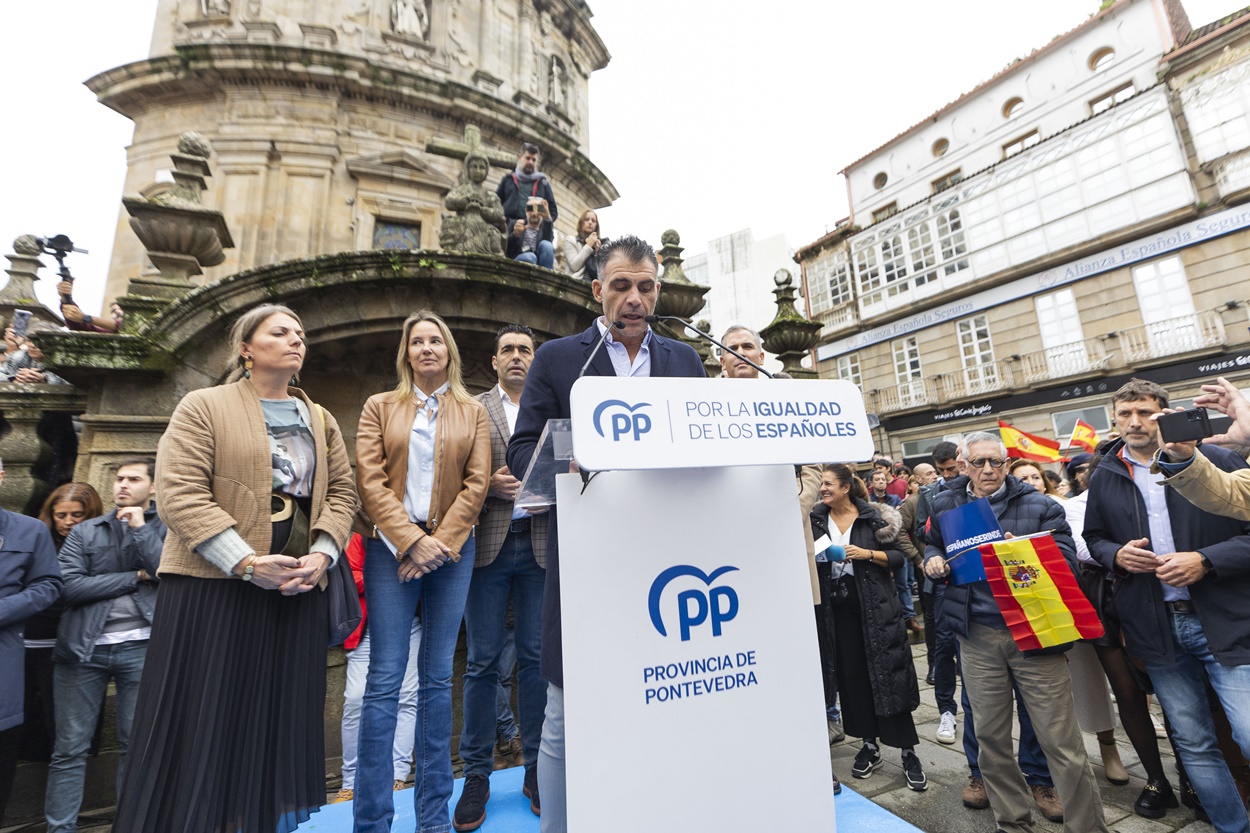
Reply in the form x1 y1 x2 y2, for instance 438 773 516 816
2 329 68 385
507 198 555 270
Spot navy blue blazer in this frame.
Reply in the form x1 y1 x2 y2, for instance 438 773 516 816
507 322 706 687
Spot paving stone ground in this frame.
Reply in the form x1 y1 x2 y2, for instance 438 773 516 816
2 640 1228 833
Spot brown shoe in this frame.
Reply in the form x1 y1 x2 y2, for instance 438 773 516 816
331 788 354 804
394 779 407 792
907 617 924 633
493 735 524 770
962 776 989 809
1031 784 1064 822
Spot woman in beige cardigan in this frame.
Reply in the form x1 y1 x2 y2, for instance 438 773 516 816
114 304 357 833
353 310 489 833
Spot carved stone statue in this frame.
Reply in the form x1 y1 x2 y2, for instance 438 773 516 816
550 57 566 109
200 0 231 15
392 0 429 40
439 127 505 255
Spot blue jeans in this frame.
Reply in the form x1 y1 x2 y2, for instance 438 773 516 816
354 535 475 833
932 584 958 715
962 649 1053 787
45 640 147 833
342 617 422 789
895 560 915 619
1144 611 1250 833
496 624 519 742
515 240 555 270
460 528 545 778
538 683 566 833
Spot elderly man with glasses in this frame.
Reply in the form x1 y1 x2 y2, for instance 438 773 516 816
924 431 1109 833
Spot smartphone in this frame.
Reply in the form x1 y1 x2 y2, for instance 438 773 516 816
11 309 31 339
1157 407 1213 444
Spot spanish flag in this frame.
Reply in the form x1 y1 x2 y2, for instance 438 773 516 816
1067 419 1099 453
997 420 1062 463
979 534 1104 650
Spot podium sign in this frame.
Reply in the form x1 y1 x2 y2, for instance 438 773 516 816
558 465 835 832
569 377 872 470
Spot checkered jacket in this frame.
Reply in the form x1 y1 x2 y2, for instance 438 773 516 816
475 385 549 569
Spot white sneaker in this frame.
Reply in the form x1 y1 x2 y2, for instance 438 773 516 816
936 711 958 744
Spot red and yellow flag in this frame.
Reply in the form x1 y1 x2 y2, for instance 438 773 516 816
998 420 1062 463
978 534 1104 650
1067 419 1099 453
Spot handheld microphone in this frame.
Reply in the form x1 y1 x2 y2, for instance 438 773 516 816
644 315 773 378
578 320 624 378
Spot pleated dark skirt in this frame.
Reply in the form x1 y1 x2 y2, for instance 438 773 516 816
114 574 329 833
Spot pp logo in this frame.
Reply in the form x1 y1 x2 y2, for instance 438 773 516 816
648 565 740 642
592 399 653 442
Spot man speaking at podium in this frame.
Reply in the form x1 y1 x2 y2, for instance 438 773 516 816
507 234 705 833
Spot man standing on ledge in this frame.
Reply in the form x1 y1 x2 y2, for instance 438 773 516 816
497 142 558 230
507 235 705 833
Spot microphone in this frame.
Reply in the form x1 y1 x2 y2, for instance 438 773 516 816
644 315 774 378
578 320 624 378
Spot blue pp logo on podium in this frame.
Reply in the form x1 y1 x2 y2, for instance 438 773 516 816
648 565 740 642
592 399 654 442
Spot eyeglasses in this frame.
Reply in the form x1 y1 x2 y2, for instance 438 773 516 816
968 457 1007 469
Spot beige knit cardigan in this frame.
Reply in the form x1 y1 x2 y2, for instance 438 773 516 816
154 379 358 580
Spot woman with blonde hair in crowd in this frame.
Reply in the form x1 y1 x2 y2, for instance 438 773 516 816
1009 460 1066 500
113 304 358 833
354 310 490 833
563 209 602 282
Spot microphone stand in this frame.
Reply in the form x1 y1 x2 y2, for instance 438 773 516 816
644 315 774 378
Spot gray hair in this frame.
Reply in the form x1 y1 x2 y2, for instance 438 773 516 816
720 325 762 347
960 431 1007 460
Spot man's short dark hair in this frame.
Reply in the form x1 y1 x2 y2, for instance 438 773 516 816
593 234 659 275
1111 377 1169 410
116 456 156 482
520 142 540 156
872 457 893 470
932 441 959 464
494 323 535 353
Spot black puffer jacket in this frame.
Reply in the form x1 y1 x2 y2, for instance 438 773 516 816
811 498 919 718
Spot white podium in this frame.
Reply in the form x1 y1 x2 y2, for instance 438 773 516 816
553 378 872 833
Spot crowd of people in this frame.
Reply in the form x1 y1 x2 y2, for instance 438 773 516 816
1 227 1250 833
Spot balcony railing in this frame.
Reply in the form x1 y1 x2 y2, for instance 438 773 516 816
1018 338 1112 385
817 302 859 336
873 378 938 414
1119 311 1226 363
935 359 1016 402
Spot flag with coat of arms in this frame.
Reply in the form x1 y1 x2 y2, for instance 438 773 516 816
997 420 1063 463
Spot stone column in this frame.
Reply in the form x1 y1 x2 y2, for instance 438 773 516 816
759 269 823 379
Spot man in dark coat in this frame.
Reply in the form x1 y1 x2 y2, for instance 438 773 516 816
496 142 558 230
1083 378 1250 833
507 234 705 833
925 431 1109 833
0 462 62 826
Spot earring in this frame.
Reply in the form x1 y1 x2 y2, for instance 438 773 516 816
243 356 253 379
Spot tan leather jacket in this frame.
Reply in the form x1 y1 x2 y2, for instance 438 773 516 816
356 390 490 559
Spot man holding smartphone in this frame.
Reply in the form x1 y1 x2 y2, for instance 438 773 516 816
1083 378 1250 833
506 197 555 270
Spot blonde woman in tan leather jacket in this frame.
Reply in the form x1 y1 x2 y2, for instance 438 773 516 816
354 310 490 833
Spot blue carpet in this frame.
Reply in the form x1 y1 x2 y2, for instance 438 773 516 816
298 766 923 831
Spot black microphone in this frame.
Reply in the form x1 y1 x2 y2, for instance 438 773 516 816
578 320 624 378
645 315 774 378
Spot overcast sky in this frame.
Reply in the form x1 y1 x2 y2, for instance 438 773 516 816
1 0 1244 316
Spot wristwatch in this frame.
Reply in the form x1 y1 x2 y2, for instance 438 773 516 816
1200 553 1216 577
